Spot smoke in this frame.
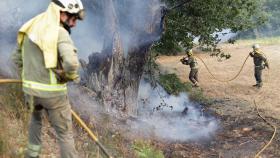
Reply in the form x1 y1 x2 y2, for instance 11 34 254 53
215 29 237 43
68 80 219 142
0 0 48 77
0 0 165 74
131 80 219 142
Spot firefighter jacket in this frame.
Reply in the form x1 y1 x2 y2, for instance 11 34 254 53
181 56 199 69
12 26 80 98
249 50 269 69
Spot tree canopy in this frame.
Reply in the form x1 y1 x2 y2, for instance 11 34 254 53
154 0 267 54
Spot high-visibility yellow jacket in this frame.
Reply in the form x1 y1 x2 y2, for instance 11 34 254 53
12 26 80 98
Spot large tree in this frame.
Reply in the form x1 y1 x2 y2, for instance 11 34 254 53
82 0 165 116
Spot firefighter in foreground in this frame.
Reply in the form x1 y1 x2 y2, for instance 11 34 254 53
12 0 85 157
249 44 269 88
180 49 199 87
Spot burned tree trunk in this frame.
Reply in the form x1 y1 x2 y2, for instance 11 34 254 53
83 0 166 116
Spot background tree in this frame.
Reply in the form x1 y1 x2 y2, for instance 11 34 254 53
153 0 267 55
237 0 280 38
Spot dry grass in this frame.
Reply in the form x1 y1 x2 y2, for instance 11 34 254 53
157 42 280 120
237 36 280 46
0 83 136 158
0 84 29 157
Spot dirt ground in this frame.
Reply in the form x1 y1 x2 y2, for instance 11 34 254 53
156 43 280 157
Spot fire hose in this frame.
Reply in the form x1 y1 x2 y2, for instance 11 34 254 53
193 55 277 158
194 54 250 82
0 79 113 158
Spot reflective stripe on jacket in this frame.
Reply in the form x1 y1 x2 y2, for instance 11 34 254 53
12 26 79 98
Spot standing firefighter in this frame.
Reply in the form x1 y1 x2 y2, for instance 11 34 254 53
180 49 199 87
249 44 269 88
12 0 85 157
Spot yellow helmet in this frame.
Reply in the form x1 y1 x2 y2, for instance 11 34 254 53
186 49 193 56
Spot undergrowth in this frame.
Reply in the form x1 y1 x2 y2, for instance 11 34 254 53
158 73 211 104
159 73 192 95
133 140 164 158
0 84 28 157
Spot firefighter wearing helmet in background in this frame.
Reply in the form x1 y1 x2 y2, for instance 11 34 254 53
12 0 85 157
180 49 199 87
249 44 269 88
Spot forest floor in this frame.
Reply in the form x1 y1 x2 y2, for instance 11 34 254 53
156 42 280 157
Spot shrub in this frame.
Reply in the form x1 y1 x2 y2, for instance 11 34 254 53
158 73 192 95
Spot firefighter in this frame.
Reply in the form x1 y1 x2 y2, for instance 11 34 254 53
12 0 85 157
180 49 199 87
249 44 269 88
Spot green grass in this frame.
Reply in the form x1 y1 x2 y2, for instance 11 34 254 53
236 36 280 45
158 73 212 104
133 140 164 158
158 73 192 95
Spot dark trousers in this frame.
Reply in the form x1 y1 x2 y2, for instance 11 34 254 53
254 67 263 84
189 68 198 84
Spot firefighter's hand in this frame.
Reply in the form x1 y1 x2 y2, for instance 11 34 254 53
180 57 187 61
53 69 68 82
249 52 254 56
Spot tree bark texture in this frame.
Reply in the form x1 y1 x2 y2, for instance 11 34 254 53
82 0 166 116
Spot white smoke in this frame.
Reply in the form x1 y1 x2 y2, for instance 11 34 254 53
215 29 237 43
0 0 48 77
132 80 219 142
68 81 219 142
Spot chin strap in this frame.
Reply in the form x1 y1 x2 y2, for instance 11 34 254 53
61 21 71 34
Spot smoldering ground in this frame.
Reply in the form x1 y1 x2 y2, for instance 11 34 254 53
69 79 219 142
132 80 219 142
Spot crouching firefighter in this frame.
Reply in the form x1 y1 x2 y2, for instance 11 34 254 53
12 0 85 157
249 44 269 88
180 49 199 87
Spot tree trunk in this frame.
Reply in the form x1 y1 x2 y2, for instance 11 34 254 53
82 0 166 116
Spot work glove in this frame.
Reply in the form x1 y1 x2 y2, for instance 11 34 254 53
180 57 188 65
249 52 254 56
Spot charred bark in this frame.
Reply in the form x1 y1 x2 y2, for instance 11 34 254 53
82 0 166 116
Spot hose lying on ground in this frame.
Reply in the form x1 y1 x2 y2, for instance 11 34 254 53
194 56 276 157
0 79 113 158
254 99 277 158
